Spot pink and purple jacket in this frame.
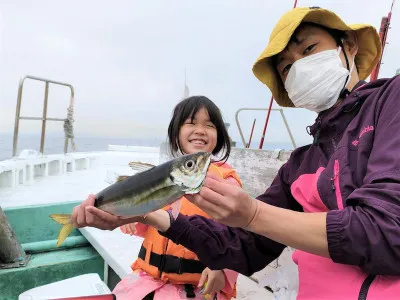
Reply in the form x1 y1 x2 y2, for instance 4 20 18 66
160 76 400 299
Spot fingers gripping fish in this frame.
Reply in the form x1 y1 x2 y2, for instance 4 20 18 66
50 152 212 247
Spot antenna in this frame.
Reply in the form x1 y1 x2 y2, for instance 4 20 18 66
183 68 189 98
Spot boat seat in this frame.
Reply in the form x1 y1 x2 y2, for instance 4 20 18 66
18 273 111 300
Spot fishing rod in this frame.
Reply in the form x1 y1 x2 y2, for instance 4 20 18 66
370 0 395 80
259 0 298 149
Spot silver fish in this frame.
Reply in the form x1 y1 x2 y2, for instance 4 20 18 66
50 151 212 247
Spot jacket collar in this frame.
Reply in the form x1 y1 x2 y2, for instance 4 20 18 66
308 80 368 144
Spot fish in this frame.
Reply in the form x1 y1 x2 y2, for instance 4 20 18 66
50 151 212 247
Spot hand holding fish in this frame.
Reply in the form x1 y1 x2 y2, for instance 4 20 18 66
71 194 144 230
50 152 211 247
72 195 172 232
186 172 261 229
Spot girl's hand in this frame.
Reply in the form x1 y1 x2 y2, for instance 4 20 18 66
71 194 145 230
120 223 138 235
186 173 260 229
198 268 225 297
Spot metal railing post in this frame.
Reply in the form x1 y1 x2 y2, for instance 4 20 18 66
40 82 50 154
12 78 25 157
235 107 297 149
279 109 297 151
12 75 75 157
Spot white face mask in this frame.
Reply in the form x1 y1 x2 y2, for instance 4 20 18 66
284 46 354 113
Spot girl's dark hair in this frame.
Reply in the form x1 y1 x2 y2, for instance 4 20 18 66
167 95 231 162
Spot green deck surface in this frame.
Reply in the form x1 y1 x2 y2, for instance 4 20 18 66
4 201 82 244
0 247 104 300
0 202 106 300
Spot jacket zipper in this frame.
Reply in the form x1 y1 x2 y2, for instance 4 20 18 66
331 159 375 299
358 275 376 300
313 116 323 145
331 159 344 210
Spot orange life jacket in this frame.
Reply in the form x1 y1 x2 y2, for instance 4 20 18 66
131 161 242 298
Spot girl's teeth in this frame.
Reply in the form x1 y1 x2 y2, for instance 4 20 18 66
192 140 205 145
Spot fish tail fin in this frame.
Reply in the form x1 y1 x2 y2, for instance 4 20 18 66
170 199 181 220
49 214 74 247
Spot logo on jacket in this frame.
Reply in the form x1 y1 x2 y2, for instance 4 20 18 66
352 126 374 146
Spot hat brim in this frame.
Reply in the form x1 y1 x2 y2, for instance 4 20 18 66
252 7 382 107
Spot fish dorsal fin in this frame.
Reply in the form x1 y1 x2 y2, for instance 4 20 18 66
128 161 156 173
116 175 130 182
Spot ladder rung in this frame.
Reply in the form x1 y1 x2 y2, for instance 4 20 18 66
19 117 65 121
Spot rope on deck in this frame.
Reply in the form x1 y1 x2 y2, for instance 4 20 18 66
64 99 76 152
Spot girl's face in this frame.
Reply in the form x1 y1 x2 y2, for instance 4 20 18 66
179 107 217 155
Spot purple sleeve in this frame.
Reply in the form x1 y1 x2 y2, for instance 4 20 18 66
159 162 303 275
327 77 400 275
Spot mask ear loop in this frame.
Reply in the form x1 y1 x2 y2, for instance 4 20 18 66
339 39 352 99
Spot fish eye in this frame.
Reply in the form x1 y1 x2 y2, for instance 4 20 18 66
185 160 195 169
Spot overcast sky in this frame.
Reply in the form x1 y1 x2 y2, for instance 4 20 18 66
0 0 398 148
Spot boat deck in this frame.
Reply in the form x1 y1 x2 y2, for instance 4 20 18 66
0 146 296 299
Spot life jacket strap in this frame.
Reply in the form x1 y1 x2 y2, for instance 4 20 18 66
184 284 196 298
138 245 206 275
